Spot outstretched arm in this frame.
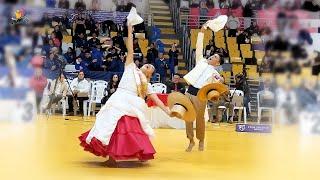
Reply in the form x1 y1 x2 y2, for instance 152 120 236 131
125 24 134 65
195 25 206 63
148 94 172 116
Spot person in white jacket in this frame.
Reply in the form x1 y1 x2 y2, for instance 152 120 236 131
68 71 90 115
183 24 224 152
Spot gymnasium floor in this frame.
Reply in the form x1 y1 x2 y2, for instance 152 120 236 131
1 115 319 180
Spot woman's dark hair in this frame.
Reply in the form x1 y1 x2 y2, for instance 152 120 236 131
110 74 119 84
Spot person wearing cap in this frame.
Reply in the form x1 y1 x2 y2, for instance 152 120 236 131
183 22 225 152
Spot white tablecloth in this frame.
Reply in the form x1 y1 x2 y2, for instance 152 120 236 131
147 107 209 129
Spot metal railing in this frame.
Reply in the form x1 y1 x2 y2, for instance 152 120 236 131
169 0 180 33
181 25 194 71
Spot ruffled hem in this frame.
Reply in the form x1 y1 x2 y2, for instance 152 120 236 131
79 115 156 161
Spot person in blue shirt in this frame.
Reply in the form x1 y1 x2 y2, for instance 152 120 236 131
91 45 104 71
154 53 168 82
75 33 88 48
87 32 100 48
116 54 125 73
46 0 56 8
63 47 75 64
42 39 55 57
43 52 61 80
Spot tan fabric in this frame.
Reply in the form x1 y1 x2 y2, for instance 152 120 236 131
50 79 68 97
185 92 207 141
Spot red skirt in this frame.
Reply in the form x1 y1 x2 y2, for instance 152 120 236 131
79 115 156 161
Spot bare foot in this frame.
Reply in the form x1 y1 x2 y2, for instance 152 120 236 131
198 140 204 151
185 140 195 152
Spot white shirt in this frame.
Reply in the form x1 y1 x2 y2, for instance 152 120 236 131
184 32 222 89
70 78 90 94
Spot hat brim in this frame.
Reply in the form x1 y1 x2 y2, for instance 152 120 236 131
206 15 228 32
197 83 229 101
168 92 196 122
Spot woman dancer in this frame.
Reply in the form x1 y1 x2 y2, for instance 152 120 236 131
79 22 171 166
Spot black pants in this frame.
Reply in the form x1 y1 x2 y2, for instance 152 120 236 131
228 29 237 37
67 95 89 114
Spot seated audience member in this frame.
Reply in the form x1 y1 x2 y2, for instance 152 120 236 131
112 31 125 50
91 44 103 70
64 47 75 64
58 0 70 9
155 53 168 83
258 79 276 108
29 68 48 113
101 74 120 104
68 71 90 115
74 14 86 35
87 32 100 48
74 0 86 11
75 56 89 72
46 74 68 110
46 0 56 8
75 33 88 48
43 52 62 79
165 73 185 93
42 39 55 56
133 38 142 53
116 53 125 72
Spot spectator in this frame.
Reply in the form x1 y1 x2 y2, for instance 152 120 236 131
107 56 119 72
88 32 100 48
46 74 68 110
42 39 55 56
91 45 104 71
91 0 101 11
235 73 251 117
219 0 229 8
165 73 185 93
237 31 250 44
258 78 276 108
74 14 86 35
74 0 86 11
29 68 48 113
68 71 90 115
75 56 89 72
133 38 142 53
245 21 260 36
101 74 120 104
116 54 126 72
243 0 254 28
58 0 70 9
64 47 75 64
168 43 179 76
75 33 88 48
275 83 298 124
41 13 52 26
53 25 63 44
155 53 168 82
51 32 61 48
227 12 240 37
199 0 209 24
146 42 158 64
112 31 125 50
43 52 61 79
46 0 56 8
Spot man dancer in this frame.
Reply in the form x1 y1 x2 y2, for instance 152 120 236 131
184 24 224 152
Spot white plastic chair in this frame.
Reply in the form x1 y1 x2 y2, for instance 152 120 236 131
40 79 53 114
88 80 108 116
257 90 275 124
151 83 167 94
218 90 246 123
